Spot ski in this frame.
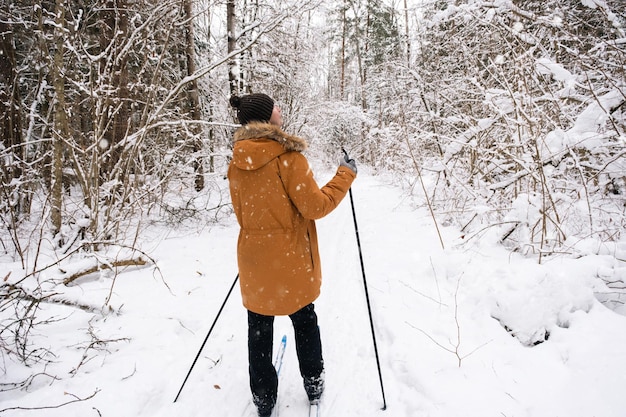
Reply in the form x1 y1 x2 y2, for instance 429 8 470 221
270 335 288 417
308 402 320 417
274 334 287 374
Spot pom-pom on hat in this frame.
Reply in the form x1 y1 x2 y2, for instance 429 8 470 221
230 93 274 125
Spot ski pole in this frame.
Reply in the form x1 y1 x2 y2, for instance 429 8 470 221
174 273 240 403
342 149 387 411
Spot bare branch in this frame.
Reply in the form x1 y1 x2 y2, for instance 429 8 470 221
0 389 100 414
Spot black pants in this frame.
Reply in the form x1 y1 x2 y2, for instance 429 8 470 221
248 303 324 411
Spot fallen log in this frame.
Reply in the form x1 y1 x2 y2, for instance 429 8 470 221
62 257 148 285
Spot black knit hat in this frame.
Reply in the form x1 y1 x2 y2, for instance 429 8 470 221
230 93 274 125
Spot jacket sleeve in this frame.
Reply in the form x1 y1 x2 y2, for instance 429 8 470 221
278 152 356 220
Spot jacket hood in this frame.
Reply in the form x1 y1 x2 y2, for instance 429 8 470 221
232 122 308 171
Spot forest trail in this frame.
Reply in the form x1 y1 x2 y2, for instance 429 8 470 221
3 172 626 417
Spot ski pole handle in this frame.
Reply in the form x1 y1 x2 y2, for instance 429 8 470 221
340 148 357 174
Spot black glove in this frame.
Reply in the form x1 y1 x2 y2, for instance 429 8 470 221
340 152 357 174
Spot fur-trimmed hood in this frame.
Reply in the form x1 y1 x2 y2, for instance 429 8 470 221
233 122 308 151
231 122 308 171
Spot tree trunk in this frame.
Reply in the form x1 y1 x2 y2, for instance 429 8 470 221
227 0 238 97
340 1 347 100
360 1 369 110
100 0 129 180
403 0 410 66
0 11 23 188
239 1 258 94
51 0 68 239
184 0 205 190
201 5 215 172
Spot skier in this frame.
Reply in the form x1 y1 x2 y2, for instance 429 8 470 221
227 93 357 417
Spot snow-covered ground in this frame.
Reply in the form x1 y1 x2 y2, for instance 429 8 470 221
2 171 626 417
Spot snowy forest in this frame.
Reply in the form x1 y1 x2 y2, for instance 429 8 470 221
1 0 625 415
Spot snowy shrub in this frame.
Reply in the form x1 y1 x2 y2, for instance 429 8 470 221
303 101 375 162
405 0 626 264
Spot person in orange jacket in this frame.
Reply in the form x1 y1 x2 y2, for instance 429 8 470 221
228 93 357 417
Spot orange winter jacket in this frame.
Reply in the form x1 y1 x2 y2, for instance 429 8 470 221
227 122 356 316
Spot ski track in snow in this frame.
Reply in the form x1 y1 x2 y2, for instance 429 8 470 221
2 172 626 417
